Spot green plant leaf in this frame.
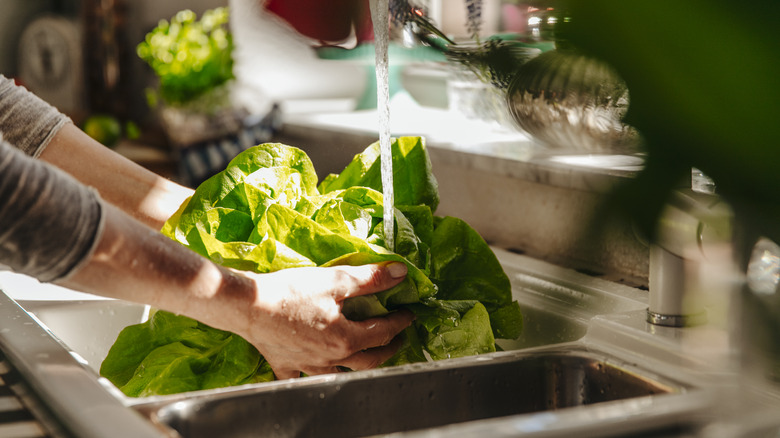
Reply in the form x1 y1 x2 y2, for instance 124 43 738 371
412 300 497 361
319 137 440 211
101 311 270 397
430 216 513 312
137 7 235 105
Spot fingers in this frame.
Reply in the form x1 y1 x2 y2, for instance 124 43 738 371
329 262 408 301
339 335 405 371
257 263 413 381
264 312 414 380
270 335 407 379
273 368 302 381
347 309 415 351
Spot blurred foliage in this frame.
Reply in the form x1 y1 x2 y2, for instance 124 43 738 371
136 8 234 106
82 114 122 148
566 0 780 248
82 115 141 148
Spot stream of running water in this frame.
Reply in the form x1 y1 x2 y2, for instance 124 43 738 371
369 0 395 252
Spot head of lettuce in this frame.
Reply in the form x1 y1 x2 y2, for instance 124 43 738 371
100 136 523 397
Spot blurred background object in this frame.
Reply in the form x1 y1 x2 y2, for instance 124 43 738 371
565 0 780 386
565 0 780 243
137 7 243 147
2 0 231 182
138 5 285 187
16 14 86 119
2 0 228 121
136 8 234 109
82 114 123 148
82 0 132 119
229 0 370 115
506 48 641 153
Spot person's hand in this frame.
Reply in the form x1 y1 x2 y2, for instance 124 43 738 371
240 262 415 379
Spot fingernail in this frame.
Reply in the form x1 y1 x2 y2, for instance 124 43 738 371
386 262 407 278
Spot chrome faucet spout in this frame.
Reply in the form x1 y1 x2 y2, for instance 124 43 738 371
647 189 733 327
647 244 707 326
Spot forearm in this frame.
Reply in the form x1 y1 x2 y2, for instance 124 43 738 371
0 137 249 324
40 123 193 230
55 202 258 328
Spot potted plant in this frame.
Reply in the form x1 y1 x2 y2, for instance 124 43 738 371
137 7 243 146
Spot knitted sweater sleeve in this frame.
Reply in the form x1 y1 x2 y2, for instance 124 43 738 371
0 76 104 282
0 75 68 157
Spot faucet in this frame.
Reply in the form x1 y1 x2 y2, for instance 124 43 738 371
647 188 734 327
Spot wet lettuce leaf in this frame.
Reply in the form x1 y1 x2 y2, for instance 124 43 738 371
101 311 274 397
101 137 522 396
318 136 440 211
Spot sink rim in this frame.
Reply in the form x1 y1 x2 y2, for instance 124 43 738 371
391 387 718 438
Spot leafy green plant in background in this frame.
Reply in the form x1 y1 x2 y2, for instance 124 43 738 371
101 137 523 397
136 7 233 106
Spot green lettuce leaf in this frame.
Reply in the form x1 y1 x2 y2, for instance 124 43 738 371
412 300 496 361
430 217 512 308
319 136 440 211
101 311 273 397
164 142 318 245
101 138 522 397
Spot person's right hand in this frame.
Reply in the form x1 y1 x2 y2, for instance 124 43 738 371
231 262 415 380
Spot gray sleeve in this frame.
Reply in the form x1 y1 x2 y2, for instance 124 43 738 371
0 126 104 283
0 75 69 157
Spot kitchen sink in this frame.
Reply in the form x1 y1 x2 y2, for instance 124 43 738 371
133 345 690 438
1 249 730 437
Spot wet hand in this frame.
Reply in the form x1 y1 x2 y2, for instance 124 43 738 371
243 262 414 380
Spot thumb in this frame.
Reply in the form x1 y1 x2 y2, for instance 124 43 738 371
331 262 408 301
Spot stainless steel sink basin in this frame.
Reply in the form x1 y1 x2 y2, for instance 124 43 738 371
4 250 728 438
502 303 587 350
133 345 688 438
